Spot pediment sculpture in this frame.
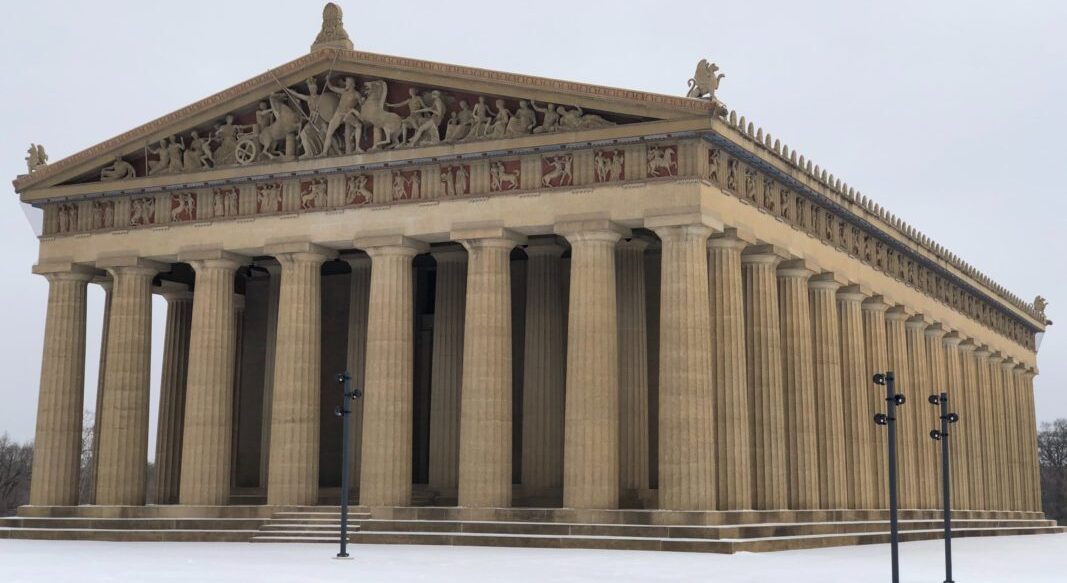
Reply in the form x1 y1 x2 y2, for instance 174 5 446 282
77 73 629 186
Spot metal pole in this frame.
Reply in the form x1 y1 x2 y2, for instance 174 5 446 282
885 372 901 583
938 392 955 583
335 371 353 559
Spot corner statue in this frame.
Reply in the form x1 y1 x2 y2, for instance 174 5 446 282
686 59 725 100
25 143 48 173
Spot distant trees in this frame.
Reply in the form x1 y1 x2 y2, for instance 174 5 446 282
1038 419 1067 521
0 434 33 515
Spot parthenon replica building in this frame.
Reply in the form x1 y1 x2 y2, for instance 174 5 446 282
5 4 1058 551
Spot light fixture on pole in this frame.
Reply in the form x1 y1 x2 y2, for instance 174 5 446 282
929 392 960 583
333 370 362 559
873 371 904 583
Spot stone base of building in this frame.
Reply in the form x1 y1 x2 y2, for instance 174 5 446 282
2 501 1059 553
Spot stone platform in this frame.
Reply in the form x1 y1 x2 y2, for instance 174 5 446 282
0 505 1059 553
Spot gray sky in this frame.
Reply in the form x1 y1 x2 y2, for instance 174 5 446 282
1 0 1064 456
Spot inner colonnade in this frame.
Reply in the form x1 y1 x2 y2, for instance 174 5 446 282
29 219 1042 514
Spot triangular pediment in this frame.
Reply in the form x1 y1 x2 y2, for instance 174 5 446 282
15 48 715 195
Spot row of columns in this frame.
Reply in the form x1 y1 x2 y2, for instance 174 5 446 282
29 219 1044 512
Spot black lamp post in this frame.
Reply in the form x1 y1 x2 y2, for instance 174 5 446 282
873 371 905 583
334 371 362 559
929 392 960 583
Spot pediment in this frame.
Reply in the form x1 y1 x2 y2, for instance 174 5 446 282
15 48 715 195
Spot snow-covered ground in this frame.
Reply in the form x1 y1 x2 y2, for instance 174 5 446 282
0 535 1064 582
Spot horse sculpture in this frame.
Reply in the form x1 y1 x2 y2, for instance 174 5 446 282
260 94 303 159
360 80 404 150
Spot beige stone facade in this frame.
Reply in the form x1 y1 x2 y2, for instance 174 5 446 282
16 4 1049 522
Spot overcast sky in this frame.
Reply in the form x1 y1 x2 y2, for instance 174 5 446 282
1 1 1064 455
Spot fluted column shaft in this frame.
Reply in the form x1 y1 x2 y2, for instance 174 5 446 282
922 326 947 508
153 288 193 505
561 226 624 509
884 310 912 507
180 256 241 505
974 349 996 509
358 240 421 507
902 317 930 508
958 342 982 509
258 262 281 489
87 280 112 505
838 287 874 509
809 275 846 509
95 262 159 505
862 299 890 507
617 239 650 494
987 354 1006 510
778 262 818 509
342 257 370 491
942 335 968 510
428 249 467 490
1001 360 1022 509
708 235 751 510
29 267 94 506
266 247 331 506
743 249 786 510
457 233 520 508
1020 370 1041 512
656 224 716 510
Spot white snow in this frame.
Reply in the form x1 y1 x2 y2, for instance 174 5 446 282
0 534 1064 582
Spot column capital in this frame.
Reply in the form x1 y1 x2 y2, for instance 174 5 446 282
451 226 526 249
959 339 977 352
555 218 629 243
643 209 722 232
265 241 338 262
32 262 100 281
809 271 847 291
925 323 947 339
943 332 964 347
905 314 931 330
974 346 991 359
523 237 566 257
178 249 249 270
707 227 754 251
154 280 192 302
862 295 891 313
96 256 166 276
883 303 909 322
1000 357 1018 370
988 352 1005 365
836 284 868 303
777 258 815 279
741 244 789 265
652 223 714 243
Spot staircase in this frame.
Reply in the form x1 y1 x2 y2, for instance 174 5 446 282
250 507 371 543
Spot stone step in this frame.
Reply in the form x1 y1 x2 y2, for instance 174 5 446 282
0 517 265 530
0 527 257 543
352 517 1056 540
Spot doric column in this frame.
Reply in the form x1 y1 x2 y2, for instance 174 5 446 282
520 240 565 492
454 227 523 508
902 315 930 509
942 333 968 510
95 258 162 505
28 263 95 506
987 353 1006 510
617 238 650 494
809 273 847 509
778 260 818 510
355 236 424 507
265 242 334 506
558 219 626 509
862 297 890 507
973 347 996 509
258 261 281 490
884 308 912 507
957 341 981 509
838 285 874 509
230 293 245 490
922 324 948 508
743 245 788 510
428 247 467 490
1001 358 1023 509
178 251 244 505
153 283 193 505
341 256 370 490
653 221 716 510
707 232 751 510
1020 367 1041 512
86 278 112 505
